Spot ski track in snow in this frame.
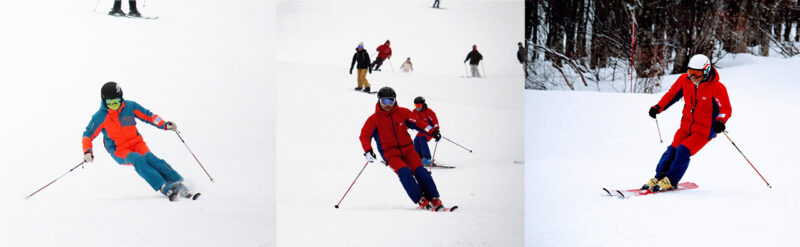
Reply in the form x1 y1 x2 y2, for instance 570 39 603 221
526 54 800 246
0 0 275 245
278 0 524 246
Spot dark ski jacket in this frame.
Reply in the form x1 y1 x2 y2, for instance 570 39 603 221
350 48 372 72
464 50 483 65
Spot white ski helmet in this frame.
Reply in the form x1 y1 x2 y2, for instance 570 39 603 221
687 54 711 75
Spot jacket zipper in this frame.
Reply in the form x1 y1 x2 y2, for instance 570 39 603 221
689 83 698 133
388 112 403 156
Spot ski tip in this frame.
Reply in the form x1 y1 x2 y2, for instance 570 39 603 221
192 193 201 200
449 206 458 212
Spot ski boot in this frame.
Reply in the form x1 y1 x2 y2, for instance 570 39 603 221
127 9 142 17
652 177 673 192
641 177 658 190
160 182 185 201
354 87 363 91
416 198 431 210
362 87 371 93
430 197 444 211
128 1 141 17
108 8 125 16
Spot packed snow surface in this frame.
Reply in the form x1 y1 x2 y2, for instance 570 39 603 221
526 54 800 246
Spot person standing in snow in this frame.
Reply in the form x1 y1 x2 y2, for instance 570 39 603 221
371 40 393 72
412 96 439 166
82 82 190 200
643 54 731 191
464 44 483 78
400 57 414 73
360 87 447 210
517 42 527 76
108 0 142 17
350 42 372 93
433 0 441 8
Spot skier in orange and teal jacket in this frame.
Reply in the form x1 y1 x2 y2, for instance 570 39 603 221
82 82 187 199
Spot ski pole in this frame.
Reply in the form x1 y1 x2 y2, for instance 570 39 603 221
481 62 486 78
429 141 439 173
93 0 101 12
722 131 771 188
335 162 369 208
655 117 663 143
175 131 215 183
27 161 86 199
387 58 395 72
442 136 473 153
463 63 469 77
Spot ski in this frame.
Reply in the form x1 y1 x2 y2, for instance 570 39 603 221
602 182 698 199
433 205 458 212
107 14 159 20
430 163 455 169
181 191 201 200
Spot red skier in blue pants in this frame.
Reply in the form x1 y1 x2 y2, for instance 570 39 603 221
643 54 732 191
412 96 439 166
359 87 448 210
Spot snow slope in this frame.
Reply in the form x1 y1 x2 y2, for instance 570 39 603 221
526 54 800 246
277 1 524 246
0 0 275 246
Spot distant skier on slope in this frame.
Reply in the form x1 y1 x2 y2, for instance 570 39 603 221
108 0 142 17
82 82 192 200
350 42 372 93
433 0 441 8
643 54 731 192
464 44 483 78
359 87 448 210
412 96 439 166
371 40 392 72
400 57 414 72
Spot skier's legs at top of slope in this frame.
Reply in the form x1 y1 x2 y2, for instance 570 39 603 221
385 146 440 205
109 0 141 16
111 141 184 194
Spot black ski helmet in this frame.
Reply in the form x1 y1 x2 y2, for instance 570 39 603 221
377 87 396 99
101 81 123 100
414 96 427 110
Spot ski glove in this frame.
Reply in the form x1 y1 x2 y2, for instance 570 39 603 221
648 105 661 119
83 152 94 163
364 150 377 163
349 69 353 75
713 120 726 133
432 129 441 142
166 121 177 131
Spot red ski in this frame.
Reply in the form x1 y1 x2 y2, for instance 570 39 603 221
602 182 698 199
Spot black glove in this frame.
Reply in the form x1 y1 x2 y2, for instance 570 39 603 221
648 105 661 119
713 120 726 133
349 69 353 75
368 68 372 74
432 129 441 142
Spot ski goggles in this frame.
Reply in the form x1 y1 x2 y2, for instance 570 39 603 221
379 97 395 106
414 103 423 110
687 69 705 79
105 98 122 110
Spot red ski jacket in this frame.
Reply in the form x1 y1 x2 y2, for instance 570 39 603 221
655 67 732 139
376 44 392 59
414 108 439 140
360 103 435 160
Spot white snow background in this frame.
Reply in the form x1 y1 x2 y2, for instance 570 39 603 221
277 0 524 246
526 54 800 246
0 0 275 246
